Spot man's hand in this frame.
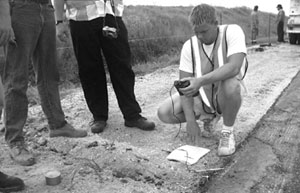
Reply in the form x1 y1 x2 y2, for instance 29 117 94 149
186 121 201 146
0 12 14 46
180 77 201 98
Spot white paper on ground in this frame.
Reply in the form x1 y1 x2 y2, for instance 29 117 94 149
166 145 210 165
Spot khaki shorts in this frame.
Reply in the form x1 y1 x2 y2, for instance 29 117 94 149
193 93 219 121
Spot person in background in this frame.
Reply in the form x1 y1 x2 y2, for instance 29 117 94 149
0 0 25 191
157 4 247 156
0 77 4 132
251 5 259 44
276 4 285 42
0 0 87 167
54 0 155 133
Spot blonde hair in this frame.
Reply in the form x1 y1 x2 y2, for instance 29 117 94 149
189 4 217 25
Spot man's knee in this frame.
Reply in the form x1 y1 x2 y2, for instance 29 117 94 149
157 106 170 123
219 78 241 97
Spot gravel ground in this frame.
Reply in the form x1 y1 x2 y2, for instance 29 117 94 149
0 43 300 193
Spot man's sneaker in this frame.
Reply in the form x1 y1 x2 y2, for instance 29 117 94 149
9 142 35 166
49 123 87 138
218 130 236 156
90 120 107 134
125 117 155 131
0 171 25 192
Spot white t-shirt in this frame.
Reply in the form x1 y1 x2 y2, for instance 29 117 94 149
179 24 247 75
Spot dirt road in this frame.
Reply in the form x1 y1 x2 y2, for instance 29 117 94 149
208 66 300 193
0 43 300 193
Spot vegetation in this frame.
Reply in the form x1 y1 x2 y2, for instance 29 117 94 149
126 6 278 64
55 5 278 83
0 5 279 84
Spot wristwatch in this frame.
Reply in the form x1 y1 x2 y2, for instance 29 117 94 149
56 20 63 25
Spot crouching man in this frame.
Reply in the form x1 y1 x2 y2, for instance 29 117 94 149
157 4 247 156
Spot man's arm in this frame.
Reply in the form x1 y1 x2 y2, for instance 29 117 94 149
53 0 65 21
0 0 14 46
181 52 245 98
197 53 244 84
179 71 196 123
179 70 201 145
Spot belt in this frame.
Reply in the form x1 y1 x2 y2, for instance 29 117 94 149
11 0 50 4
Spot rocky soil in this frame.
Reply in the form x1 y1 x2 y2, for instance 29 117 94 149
1 43 300 193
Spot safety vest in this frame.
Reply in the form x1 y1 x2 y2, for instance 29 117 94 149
190 25 247 113
65 0 124 21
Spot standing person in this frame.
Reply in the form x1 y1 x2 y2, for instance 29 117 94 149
0 0 25 191
54 0 155 133
276 4 285 42
157 4 247 156
1 0 88 167
0 77 4 129
251 5 259 44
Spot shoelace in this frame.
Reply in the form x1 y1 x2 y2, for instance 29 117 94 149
12 143 30 155
220 132 231 147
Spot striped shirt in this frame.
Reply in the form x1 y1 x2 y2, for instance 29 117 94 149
65 0 124 21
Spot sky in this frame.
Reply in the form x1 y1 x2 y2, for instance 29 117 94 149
123 0 291 14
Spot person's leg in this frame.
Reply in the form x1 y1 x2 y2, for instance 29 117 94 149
217 78 242 127
277 21 284 42
251 28 257 44
0 77 4 119
101 17 141 121
0 77 4 132
33 4 65 130
157 93 186 124
277 23 280 41
0 170 24 192
69 18 108 122
252 28 258 43
280 22 284 42
101 16 155 130
69 18 108 133
2 1 39 166
33 3 86 138
216 77 242 156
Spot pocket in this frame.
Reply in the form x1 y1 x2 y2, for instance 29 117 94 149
10 1 27 10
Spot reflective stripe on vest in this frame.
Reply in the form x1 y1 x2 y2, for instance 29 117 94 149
191 25 228 112
66 0 124 21
191 25 247 111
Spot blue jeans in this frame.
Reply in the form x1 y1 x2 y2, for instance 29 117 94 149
2 0 66 145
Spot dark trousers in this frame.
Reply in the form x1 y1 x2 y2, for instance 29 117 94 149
69 16 142 121
277 21 284 42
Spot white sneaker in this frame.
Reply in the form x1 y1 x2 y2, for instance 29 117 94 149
218 130 236 156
